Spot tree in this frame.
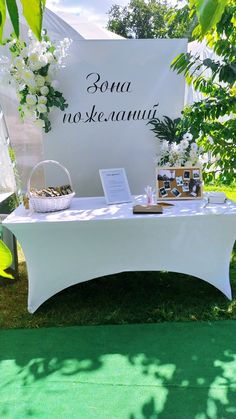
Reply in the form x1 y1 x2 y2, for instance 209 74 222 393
171 0 236 183
0 0 45 43
107 0 192 40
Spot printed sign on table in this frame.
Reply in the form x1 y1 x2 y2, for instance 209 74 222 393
99 168 132 204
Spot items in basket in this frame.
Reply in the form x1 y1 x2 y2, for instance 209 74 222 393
30 185 73 197
27 160 75 212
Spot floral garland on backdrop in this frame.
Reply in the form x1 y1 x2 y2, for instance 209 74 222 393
1 31 71 133
157 133 203 167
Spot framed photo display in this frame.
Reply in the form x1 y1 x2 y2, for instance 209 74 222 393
156 167 203 200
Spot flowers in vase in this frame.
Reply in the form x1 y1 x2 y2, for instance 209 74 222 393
157 133 203 167
1 31 72 133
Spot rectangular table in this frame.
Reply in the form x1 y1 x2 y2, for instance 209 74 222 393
3 195 236 313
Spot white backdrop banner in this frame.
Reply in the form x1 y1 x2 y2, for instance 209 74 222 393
43 39 187 196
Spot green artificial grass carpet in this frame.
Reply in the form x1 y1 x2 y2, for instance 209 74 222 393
0 321 236 419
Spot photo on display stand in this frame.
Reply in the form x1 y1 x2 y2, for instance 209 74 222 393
176 176 183 186
171 187 181 197
157 169 176 181
164 180 171 190
182 182 190 192
183 170 190 180
156 167 203 200
192 169 200 179
159 187 168 197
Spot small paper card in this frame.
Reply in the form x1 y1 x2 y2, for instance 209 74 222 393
99 168 132 204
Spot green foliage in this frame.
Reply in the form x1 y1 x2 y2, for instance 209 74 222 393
0 239 13 279
107 0 193 40
147 115 182 142
0 0 6 42
0 0 45 43
172 1 236 184
40 114 51 133
19 0 44 40
39 87 68 133
195 0 228 37
8 146 16 163
6 0 19 38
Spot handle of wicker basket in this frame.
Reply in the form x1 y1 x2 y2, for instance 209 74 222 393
27 160 74 196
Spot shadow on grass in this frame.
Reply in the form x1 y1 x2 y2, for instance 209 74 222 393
0 322 235 418
0 245 235 417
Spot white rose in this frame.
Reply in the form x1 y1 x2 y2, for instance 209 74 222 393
34 119 45 129
28 53 39 64
38 95 47 104
37 104 47 113
183 132 193 141
22 69 34 82
40 85 49 95
26 94 37 106
29 61 42 71
35 75 45 87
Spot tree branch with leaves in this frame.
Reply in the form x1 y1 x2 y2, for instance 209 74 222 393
0 0 45 43
171 0 236 184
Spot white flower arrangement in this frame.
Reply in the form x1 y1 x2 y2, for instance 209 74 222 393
157 132 203 167
1 31 71 132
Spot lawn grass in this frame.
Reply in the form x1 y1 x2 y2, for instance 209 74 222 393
0 184 235 329
0 245 235 330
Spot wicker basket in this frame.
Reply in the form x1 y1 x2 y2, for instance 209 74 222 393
27 160 75 213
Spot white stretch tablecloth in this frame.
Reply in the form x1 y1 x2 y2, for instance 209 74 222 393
3 195 236 313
